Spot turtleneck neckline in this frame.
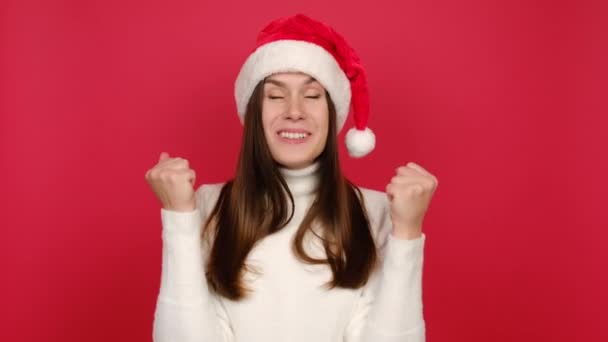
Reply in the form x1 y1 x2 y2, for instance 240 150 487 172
278 161 320 196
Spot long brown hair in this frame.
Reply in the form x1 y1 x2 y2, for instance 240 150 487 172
203 78 377 300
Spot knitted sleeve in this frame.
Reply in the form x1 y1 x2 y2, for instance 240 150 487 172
152 184 234 342
344 189 426 342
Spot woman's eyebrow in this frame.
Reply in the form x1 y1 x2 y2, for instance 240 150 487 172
264 76 317 88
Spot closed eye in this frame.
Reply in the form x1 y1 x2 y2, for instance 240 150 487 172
305 95 321 99
268 96 284 99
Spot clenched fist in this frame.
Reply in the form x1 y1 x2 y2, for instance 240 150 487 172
386 162 438 240
145 152 197 212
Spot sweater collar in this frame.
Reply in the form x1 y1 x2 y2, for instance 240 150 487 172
278 161 320 196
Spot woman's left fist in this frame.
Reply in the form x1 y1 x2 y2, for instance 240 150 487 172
386 162 439 239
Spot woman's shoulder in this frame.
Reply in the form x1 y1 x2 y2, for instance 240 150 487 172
356 186 390 214
196 182 226 196
354 185 391 241
195 182 227 217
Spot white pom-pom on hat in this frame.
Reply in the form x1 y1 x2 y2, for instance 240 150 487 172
234 13 376 157
345 127 376 158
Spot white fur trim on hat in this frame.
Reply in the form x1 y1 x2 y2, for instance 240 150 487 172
345 127 375 158
234 39 351 131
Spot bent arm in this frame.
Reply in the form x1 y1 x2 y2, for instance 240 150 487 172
345 191 426 342
153 185 233 342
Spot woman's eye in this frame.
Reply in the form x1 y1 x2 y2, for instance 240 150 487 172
268 96 284 100
305 95 321 99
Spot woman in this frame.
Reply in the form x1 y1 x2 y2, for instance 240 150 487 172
145 14 438 342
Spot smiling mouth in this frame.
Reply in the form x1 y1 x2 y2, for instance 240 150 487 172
277 130 311 140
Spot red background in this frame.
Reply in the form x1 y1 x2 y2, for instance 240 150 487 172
1 0 606 341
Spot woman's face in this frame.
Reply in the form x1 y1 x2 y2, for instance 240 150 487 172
261 72 329 169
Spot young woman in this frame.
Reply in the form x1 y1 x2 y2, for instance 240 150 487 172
145 14 438 342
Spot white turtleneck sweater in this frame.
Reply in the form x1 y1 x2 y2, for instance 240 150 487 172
152 162 426 342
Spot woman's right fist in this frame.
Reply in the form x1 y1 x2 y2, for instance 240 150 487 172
145 152 197 212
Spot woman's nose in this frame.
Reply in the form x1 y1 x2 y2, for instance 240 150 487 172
285 97 305 120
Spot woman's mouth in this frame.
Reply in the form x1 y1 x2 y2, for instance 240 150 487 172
277 130 311 144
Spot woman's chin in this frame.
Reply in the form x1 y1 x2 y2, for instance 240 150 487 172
275 156 314 170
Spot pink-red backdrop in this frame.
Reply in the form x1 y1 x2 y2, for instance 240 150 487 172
1 0 606 341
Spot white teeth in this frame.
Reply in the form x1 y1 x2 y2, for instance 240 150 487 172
279 131 308 140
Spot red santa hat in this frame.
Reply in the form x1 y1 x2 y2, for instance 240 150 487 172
234 13 375 158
